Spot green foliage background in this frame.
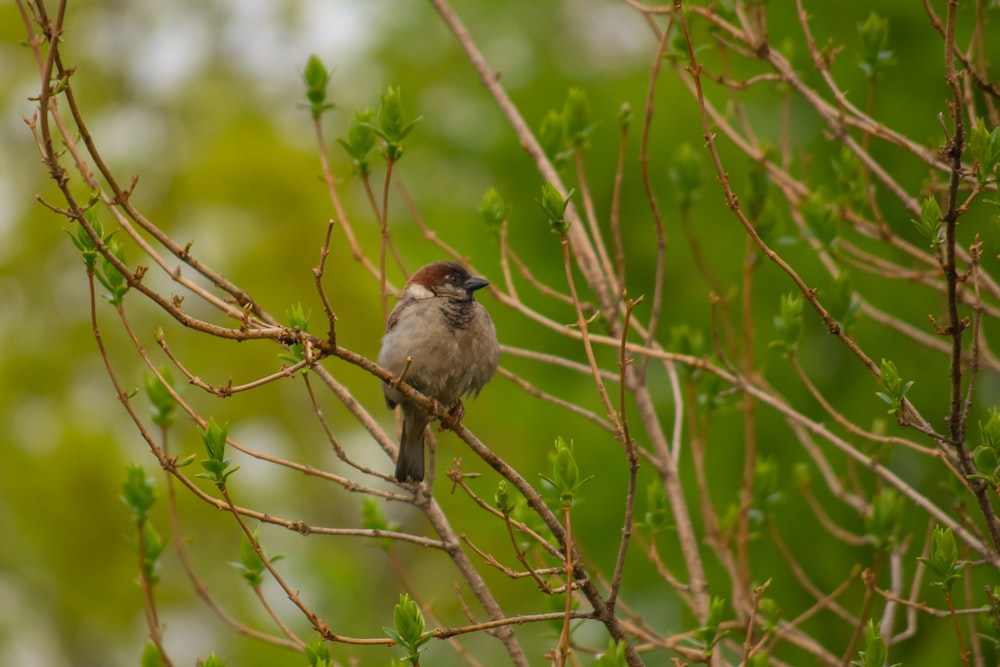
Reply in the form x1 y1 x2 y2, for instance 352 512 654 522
2 1 999 665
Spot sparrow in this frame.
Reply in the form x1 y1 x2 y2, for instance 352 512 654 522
377 261 500 482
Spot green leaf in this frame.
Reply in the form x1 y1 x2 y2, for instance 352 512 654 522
279 303 311 365
494 480 515 515
769 293 804 355
370 86 422 161
97 239 130 306
198 654 226 667
595 638 627 666
539 108 568 167
386 594 431 664
857 12 895 80
337 107 377 175
911 196 943 248
563 87 594 151
864 488 904 552
479 187 510 232
197 418 239 487
801 190 837 248
144 368 178 428
537 182 574 237
919 525 965 592
141 643 165 667
121 464 157 523
362 497 399 551
832 146 867 210
540 436 592 506
669 143 702 208
617 102 633 131
853 619 888 667
302 54 335 119
968 118 1000 184
640 478 671 535
305 637 332 667
822 272 860 333
876 359 911 415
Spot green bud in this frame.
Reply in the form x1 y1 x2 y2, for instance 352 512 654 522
969 118 1000 184
911 196 942 248
479 187 509 231
858 619 887 667
858 12 894 80
337 107 377 175
384 593 431 662
373 86 422 161
864 488 904 552
539 109 567 165
595 638 627 666
669 143 702 208
563 87 593 150
305 637 332 667
537 182 574 237
141 643 165 667
822 272 860 333
362 497 399 551
922 524 964 592
302 55 335 119
196 418 239 487
801 191 837 248
617 102 633 131
875 359 912 415
198 654 226 667
495 480 515 515
769 293 803 355
145 368 178 428
121 464 157 524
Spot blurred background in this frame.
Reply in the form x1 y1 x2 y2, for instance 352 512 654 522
2 0 999 665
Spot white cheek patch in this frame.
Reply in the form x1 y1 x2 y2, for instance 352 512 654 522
405 283 436 300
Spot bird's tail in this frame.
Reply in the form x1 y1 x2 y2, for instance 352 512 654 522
395 404 428 482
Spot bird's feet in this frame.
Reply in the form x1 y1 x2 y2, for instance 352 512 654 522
438 400 465 431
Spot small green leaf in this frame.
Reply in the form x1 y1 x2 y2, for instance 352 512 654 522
857 12 894 80
305 637 332 667
969 119 1000 184
539 108 568 167
919 525 965 592
801 191 837 248
864 488 904 552
198 654 226 667
911 196 943 248
370 86 422 162
197 418 239 487
479 187 510 232
97 239 130 306
362 498 400 551
876 359 911 415
617 102 633 131
537 182 574 237
385 594 431 664
144 368 178 428
302 54 335 119
563 87 594 151
822 272 860 333
494 480 515 516
337 107 377 175
595 638 627 666
121 464 157 523
141 643 165 667
769 293 804 355
669 143 702 209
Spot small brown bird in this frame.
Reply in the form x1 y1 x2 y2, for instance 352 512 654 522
377 261 500 482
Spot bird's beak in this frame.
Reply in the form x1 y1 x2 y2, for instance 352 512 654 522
464 275 490 293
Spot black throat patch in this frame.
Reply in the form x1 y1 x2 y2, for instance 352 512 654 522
439 298 476 333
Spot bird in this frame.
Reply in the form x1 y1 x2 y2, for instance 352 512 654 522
377 261 500 482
